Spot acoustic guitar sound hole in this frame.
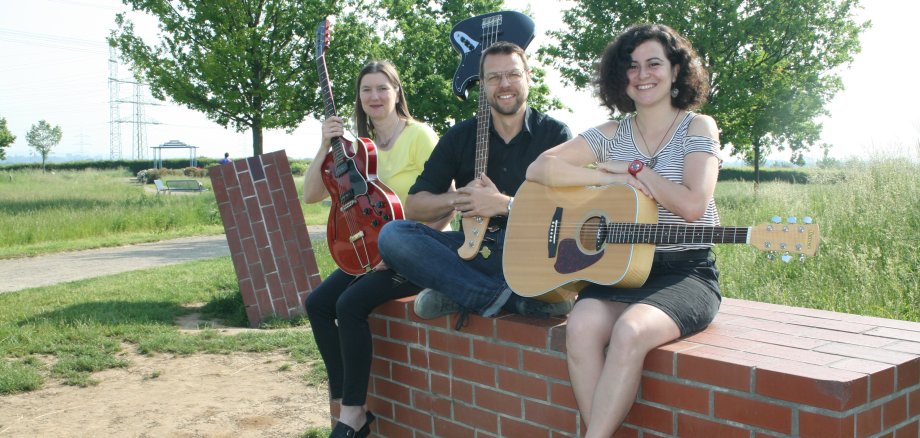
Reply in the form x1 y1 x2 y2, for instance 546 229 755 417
579 216 605 252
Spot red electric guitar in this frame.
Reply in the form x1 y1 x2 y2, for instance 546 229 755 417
314 17 404 275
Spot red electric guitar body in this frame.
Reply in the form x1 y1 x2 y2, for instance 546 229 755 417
315 18 404 275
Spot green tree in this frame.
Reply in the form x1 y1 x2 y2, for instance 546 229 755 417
109 0 340 157
540 0 868 181
0 117 15 160
26 120 63 172
110 0 561 157
326 0 562 135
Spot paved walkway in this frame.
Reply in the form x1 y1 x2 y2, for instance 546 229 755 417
0 227 325 294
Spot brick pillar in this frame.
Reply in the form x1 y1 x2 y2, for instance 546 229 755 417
209 150 321 327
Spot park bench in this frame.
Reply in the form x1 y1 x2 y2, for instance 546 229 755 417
164 179 205 192
153 179 169 194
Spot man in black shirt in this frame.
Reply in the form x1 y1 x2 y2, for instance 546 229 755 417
378 42 573 324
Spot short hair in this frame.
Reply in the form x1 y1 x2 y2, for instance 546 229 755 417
354 61 413 138
479 41 529 76
595 23 710 114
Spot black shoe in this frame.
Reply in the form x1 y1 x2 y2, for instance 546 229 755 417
329 420 359 438
329 411 375 438
357 411 376 438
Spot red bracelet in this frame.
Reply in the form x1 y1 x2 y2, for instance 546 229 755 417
627 159 644 177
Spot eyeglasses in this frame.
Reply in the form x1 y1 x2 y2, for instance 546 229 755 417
484 69 526 86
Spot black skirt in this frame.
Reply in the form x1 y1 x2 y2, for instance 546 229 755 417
576 249 721 336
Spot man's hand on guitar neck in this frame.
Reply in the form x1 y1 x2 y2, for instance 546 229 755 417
452 174 512 218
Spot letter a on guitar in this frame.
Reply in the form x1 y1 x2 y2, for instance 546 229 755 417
449 11 534 260
314 18 404 275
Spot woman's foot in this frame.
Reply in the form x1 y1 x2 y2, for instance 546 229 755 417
331 405 372 437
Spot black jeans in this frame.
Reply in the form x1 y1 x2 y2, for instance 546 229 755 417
305 268 421 406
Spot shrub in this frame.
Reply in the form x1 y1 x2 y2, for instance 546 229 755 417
289 160 307 176
182 167 208 178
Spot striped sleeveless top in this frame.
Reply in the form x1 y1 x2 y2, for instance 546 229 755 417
580 112 722 252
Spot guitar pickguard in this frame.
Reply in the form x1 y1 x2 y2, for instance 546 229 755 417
553 239 604 274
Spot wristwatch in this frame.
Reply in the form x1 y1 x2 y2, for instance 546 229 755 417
627 159 644 177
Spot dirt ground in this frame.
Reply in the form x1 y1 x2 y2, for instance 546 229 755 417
0 316 332 438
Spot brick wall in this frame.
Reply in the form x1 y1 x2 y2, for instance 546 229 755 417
209 150 321 327
346 297 920 437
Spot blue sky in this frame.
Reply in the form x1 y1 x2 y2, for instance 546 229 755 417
1 0 917 163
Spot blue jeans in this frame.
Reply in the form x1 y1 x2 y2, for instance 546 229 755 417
378 220 513 317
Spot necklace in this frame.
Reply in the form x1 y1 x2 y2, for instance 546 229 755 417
635 110 680 169
375 119 405 150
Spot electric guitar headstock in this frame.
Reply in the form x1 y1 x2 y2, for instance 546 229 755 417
749 216 821 262
315 17 331 60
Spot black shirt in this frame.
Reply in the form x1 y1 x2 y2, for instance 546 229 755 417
410 106 572 197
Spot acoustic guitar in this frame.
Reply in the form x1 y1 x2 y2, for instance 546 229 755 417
503 181 821 302
314 18 404 275
449 11 535 260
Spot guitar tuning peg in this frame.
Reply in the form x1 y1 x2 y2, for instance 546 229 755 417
803 216 813 224
767 252 775 261
799 254 806 263
771 216 781 224
781 253 792 263
787 216 798 224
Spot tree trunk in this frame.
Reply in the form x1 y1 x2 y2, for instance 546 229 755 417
753 139 761 184
251 119 263 157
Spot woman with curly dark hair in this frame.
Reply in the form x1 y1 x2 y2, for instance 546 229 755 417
526 23 722 436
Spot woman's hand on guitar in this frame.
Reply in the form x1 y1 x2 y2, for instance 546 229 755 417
321 116 345 146
373 260 390 271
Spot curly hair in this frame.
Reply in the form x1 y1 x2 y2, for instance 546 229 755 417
595 23 710 114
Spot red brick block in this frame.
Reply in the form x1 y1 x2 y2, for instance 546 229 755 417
499 416 550 438
910 388 920 419
898 357 919 391
496 315 561 349
391 363 428 392
799 411 855 438
640 376 709 415
857 404 882 437
394 404 434 433
473 339 520 368
475 385 522 417
373 338 409 363
452 357 496 386
460 313 496 338
430 373 472 403
373 377 410 405
389 320 423 345
433 417 475 438
430 330 472 356
524 399 577 431
522 350 569 381
882 394 908 429
550 382 577 411
756 361 868 410
454 403 498 433
498 368 548 401
677 345 767 392
677 413 749 438
714 392 792 434
622 401 673 435
893 420 918 438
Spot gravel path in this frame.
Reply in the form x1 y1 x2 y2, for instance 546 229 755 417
0 227 325 294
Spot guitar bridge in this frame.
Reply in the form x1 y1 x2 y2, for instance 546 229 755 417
349 230 365 243
548 207 562 258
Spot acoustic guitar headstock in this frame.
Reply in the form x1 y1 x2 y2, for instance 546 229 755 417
749 216 821 262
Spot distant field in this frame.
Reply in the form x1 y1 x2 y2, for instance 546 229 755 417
0 168 327 258
0 162 916 321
